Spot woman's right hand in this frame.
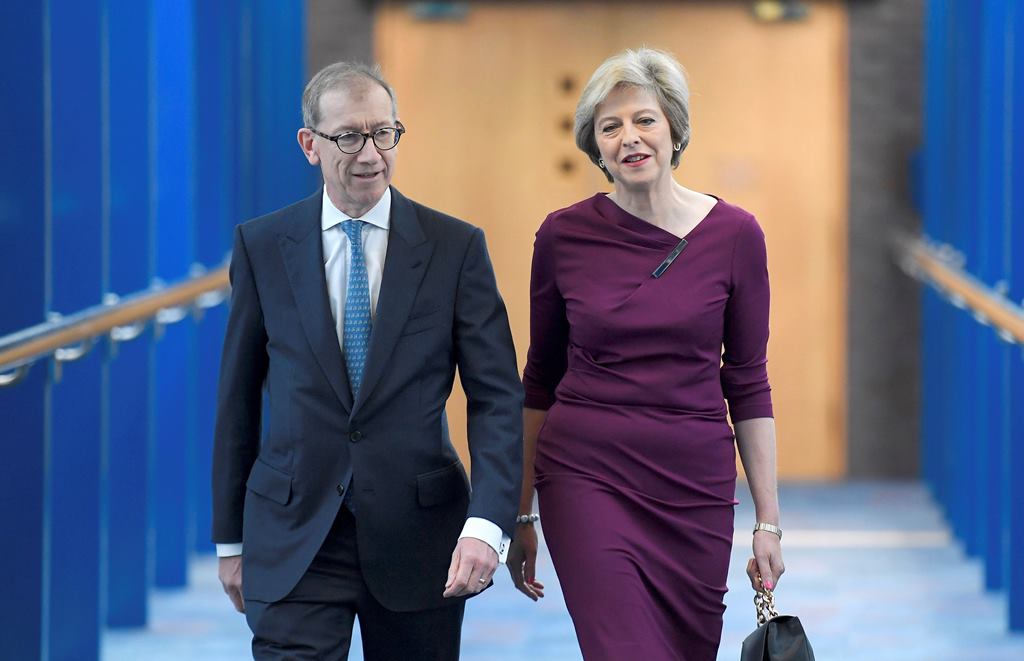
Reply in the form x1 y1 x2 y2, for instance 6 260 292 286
506 524 545 601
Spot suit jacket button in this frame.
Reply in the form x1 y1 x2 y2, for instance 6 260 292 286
336 484 345 496
349 430 362 442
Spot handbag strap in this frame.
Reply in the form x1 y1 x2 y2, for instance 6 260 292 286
753 588 779 625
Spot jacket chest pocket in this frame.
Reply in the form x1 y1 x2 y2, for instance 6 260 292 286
401 309 446 336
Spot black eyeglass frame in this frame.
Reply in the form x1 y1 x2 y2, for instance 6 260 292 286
308 122 406 154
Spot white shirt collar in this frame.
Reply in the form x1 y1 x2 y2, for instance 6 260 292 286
321 187 392 232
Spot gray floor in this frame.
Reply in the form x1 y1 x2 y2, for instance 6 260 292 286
103 483 1024 660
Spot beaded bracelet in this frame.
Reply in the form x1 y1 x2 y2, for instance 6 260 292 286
515 513 540 524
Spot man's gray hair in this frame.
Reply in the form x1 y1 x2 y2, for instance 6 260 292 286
302 61 398 129
574 48 691 182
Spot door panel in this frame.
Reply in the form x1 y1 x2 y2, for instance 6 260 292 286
376 1 848 479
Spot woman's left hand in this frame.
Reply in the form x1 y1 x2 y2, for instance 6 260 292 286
506 524 546 601
746 531 784 592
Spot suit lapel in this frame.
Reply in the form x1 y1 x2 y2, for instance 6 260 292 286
278 191 354 413
352 188 433 416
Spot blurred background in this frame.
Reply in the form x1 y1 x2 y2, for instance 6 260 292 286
2 0 1022 659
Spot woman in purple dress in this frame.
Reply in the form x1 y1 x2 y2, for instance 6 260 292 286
505 48 786 660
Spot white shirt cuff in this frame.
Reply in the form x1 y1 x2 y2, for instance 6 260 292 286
221 520 510 562
459 517 510 563
216 543 243 557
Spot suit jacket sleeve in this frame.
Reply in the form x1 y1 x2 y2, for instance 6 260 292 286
211 225 269 543
452 228 524 539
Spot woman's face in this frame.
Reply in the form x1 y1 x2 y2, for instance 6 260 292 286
593 85 674 191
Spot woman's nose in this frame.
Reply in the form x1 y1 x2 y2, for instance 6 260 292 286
620 126 641 146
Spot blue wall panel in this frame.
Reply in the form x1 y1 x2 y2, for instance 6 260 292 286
955 0 981 559
0 370 47 657
150 0 197 588
104 0 153 627
1008 0 1024 631
192 0 239 554
1 0 308 652
47 0 105 658
251 0 313 215
978 0 1011 593
0 2 47 657
924 0 1023 632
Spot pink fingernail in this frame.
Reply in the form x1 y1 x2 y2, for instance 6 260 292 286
763 580 774 590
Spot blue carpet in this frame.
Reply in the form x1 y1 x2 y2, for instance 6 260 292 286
103 482 1024 660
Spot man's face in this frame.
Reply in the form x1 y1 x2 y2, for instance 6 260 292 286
299 82 397 217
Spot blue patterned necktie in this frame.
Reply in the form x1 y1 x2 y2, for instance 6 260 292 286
341 219 372 397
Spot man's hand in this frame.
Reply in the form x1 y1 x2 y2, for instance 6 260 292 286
218 555 245 612
443 537 498 598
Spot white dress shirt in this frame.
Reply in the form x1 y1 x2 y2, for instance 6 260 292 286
217 188 509 562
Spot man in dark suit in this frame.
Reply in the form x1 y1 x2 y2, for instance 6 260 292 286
211 61 523 660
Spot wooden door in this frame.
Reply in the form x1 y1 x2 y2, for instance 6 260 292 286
375 1 848 479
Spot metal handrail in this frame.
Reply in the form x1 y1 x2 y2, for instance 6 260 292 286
0 265 230 386
894 231 1024 345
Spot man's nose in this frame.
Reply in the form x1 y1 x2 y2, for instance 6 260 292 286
355 135 382 161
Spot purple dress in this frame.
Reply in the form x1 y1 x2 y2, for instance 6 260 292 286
523 193 773 661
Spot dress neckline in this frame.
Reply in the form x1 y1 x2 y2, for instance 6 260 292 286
595 192 721 245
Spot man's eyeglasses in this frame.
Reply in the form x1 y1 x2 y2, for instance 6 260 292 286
309 123 406 154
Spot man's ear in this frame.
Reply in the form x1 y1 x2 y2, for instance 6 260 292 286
297 128 320 166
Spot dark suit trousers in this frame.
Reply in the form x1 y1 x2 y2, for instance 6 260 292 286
244 507 465 661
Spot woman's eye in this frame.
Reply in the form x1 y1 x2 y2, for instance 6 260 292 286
601 125 619 133
638 117 655 126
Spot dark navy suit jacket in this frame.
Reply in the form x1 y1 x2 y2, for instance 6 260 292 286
211 187 523 612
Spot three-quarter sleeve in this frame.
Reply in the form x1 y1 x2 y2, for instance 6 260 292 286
720 215 773 422
522 219 569 410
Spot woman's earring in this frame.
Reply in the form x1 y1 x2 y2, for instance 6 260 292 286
598 159 605 168
673 143 682 152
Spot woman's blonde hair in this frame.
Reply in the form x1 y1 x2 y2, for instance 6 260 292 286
574 48 691 181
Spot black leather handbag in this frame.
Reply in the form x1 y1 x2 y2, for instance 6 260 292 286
740 589 815 661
